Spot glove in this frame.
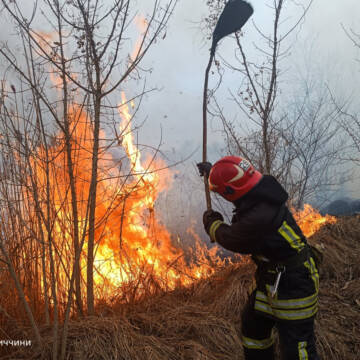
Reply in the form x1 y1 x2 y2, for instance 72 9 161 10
197 162 212 178
203 210 224 243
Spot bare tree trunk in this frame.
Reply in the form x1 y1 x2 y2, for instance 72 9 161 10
23 37 51 326
55 2 84 316
21 31 60 356
87 95 101 315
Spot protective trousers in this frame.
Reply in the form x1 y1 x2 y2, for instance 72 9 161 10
241 293 320 360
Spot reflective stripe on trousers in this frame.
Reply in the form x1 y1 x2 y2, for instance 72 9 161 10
242 335 274 350
255 289 318 321
298 341 309 360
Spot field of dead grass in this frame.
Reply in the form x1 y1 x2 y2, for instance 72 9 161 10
2 215 360 359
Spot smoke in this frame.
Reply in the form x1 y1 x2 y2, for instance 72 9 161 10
322 198 360 216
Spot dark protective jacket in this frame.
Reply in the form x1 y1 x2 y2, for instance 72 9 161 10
211 175 319 321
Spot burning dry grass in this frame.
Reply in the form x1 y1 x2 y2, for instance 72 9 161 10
3 216 360 359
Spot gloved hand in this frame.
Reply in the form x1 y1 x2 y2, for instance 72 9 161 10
197 162 212 178
203 209 224 234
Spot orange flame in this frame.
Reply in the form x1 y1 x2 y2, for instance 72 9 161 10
294 204 337 238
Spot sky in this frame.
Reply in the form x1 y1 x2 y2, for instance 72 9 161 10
0 0 359 202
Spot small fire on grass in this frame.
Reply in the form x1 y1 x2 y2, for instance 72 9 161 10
294 204 337 238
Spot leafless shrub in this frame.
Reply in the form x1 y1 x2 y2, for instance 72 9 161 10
204 0 349 208
0 0 176 358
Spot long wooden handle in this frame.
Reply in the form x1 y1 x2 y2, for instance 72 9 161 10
202 52 215 211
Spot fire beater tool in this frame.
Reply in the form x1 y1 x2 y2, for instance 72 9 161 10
202 0 254 210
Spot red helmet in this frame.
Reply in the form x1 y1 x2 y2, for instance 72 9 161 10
208 156 263 202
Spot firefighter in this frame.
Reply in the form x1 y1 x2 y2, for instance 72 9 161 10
197 156 320 360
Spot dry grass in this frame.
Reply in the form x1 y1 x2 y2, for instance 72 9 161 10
2 216 360 359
